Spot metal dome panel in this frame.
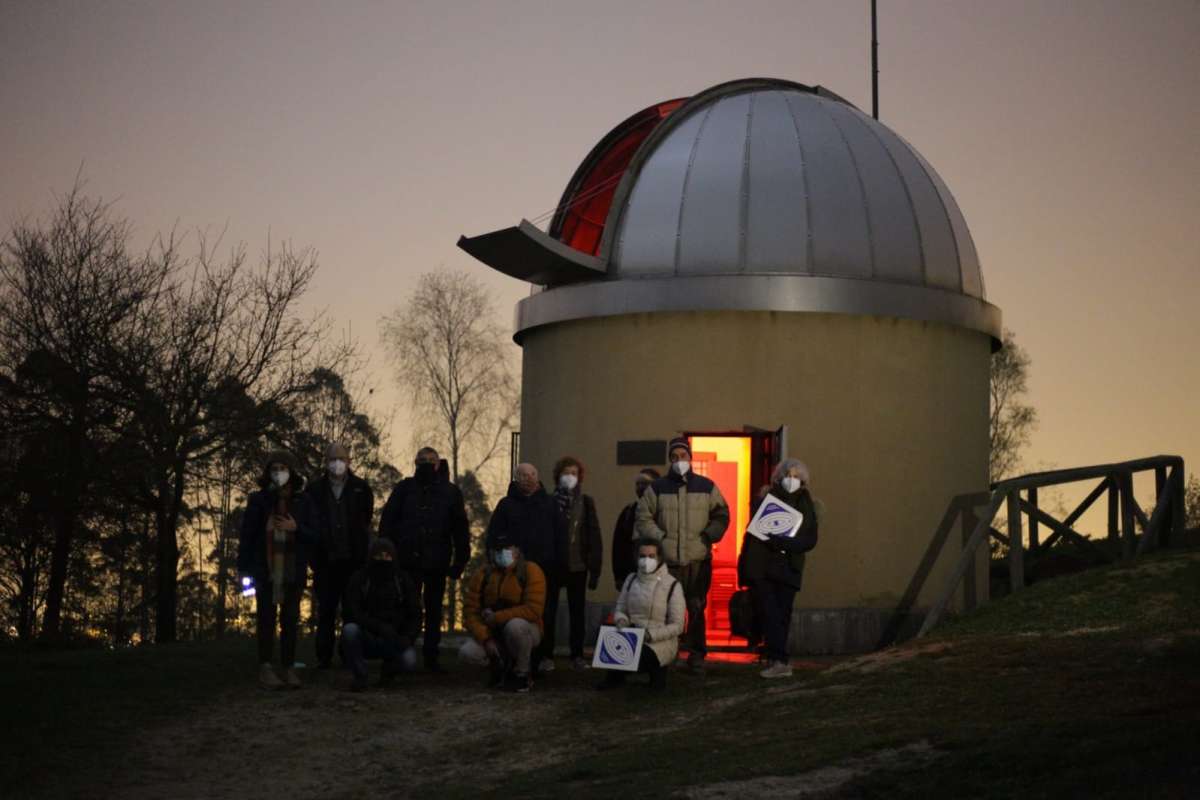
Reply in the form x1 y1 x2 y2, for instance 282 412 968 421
609 84 985 300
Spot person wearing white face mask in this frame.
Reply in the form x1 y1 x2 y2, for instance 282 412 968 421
307 442 376 670
737 458 820 679
599 537 684 691
459 533 547 693
540 456 603 673
636 436 730 675
237 450 317 689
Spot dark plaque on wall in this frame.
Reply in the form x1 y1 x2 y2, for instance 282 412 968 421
617 440 667 466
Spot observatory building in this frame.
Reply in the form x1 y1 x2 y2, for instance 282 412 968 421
460 77 1001 653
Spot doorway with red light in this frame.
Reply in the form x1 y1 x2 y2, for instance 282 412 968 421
685 427 786 655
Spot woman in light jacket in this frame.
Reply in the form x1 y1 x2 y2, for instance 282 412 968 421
738 457 819 679
599 537 685 691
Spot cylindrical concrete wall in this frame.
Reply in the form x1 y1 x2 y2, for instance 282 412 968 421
518 309 991 650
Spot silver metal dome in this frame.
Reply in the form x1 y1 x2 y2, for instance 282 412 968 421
458 78 1000 344
611 87 983 298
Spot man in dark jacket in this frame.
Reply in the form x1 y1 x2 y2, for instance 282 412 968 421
378 446 470 672
342 537 421 691
611 468 660 590
307 442 375 669
485 463 564 574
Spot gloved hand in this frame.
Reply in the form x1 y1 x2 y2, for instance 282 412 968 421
587 574 599 591
447 563 464 581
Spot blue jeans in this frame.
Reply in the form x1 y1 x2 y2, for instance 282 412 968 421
342 622 417 680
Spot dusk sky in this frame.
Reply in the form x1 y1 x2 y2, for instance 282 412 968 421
2 1 1197 524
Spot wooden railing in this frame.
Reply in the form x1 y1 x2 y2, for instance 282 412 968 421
877 455 1187 647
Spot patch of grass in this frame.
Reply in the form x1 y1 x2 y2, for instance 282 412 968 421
0 636 256 797
5 548 1200 798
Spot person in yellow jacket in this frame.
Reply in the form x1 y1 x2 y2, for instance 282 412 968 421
458 532 546 693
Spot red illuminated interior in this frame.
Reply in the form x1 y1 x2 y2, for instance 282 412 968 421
552 99 686 256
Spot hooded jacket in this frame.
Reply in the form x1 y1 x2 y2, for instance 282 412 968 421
343 542 421 643
236 452 317 579
485 482 565 573
463 554 547 643
635 470 731 567
379 469 470 575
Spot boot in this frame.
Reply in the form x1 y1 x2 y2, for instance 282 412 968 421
259 663 283 690
283 666 302 689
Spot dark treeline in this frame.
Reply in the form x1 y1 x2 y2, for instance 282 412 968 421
0 184 399 645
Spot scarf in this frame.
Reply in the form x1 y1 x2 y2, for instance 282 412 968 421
266 488 297 599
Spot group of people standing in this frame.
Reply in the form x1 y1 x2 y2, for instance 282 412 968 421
236 435 819 694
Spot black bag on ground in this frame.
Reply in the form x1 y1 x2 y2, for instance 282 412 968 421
728 588 756 640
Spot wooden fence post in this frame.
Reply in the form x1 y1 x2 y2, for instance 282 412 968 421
1107 476 1119 543
1120 472 1136 560
1007 490 1024 592
1028 487 1039 549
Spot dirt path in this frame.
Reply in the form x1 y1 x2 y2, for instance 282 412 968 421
100 666 594 799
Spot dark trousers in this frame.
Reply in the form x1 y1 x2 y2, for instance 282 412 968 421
538 570 562 661
753 579 798 662
669 558 712 658
314 559 356 666
603 648 666 689
538 570 587 660
342 622 416 680
256 578 302 667
410 570 447 663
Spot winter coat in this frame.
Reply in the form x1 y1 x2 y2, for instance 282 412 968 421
635 471 730 567
613 564 686 666
343 561 421 645
610 501 639 590
306 471 375 570
236 488 318 581
737 485 819 590
379 474 470 575
485 482 565 574
559 490 602 579
463 556 547 643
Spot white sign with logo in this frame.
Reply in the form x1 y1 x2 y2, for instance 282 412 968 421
747 493 805 541
591 625 645 672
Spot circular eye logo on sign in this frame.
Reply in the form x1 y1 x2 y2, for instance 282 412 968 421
598 629 638 666
759 502 801 535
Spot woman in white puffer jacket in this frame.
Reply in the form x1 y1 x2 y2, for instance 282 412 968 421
599 537 686 690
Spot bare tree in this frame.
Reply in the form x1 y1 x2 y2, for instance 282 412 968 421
123 234 344 643
380 270 518 485
990 328 1038 482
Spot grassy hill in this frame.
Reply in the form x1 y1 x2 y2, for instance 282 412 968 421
3 548 1199 798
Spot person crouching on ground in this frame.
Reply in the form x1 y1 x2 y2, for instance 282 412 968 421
599 537 684 691
236 450 317 690
342 537 421 692
738 458 819 679
459 533 547 693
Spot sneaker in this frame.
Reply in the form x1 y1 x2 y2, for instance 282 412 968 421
283 667 302 689
259 663 283 690
571 656 589 671
760 660 794 679
537 657 555 673
511 672 533 693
